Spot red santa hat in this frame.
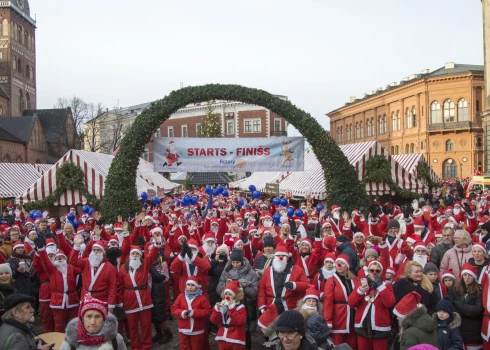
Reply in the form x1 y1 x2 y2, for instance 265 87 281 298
257 304 278 329
186 276 201 288
77 225 86 234
93 240 106 253
447 216 459 226
12 241 25 251
454 201 462 208
108 235 119 245
367 260 383 273
223 280 242 297
150 226 163 235
104 223 113 229
331 205 340 212
413 216 425 230
353 231 365 239
335 254 350 267
46 238 56 248
25 218 34 225
460 262 479 280
69 206 76 211
114 222 123 231
393 291 423 319
232 237 243 249
413 241 427 252
435 229 442 238
129 245 144 256
202 232 216 243
386 266 397 276
300 238 313 250
187 239 199 250
441 268 456 280
324 252 336 264
406 234 418 244
472 242 487 255
303 285 319 301
210 218 219 225
479 217 488 226
248 225 258 234
274 242 290 257
55 249 67 260
87 216 95 222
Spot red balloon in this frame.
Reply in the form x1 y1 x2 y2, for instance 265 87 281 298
422 205 432 222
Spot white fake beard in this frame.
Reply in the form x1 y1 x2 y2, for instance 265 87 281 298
79 244 86 254
322 267 335 279
129 257 142 270
54 260 67 274
453 208 461 215
24 237 35 249
302 304 317 311
272 256 288 273
333 212 340 220
203 243 216 256
89 252 103 267
413 253 427 268
264 220 272 228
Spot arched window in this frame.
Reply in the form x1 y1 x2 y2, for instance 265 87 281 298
348 124 352 141
411 143 415 153
392 113 396 131
421 141 425 150
443 159 457 178
26 93 30 110
366 119 371 137
395 145 399 154
458 98 468 121
397 111 401 130
391 146 394 154
405 144 410 154
17 59 21 73
378 116 383 134
2 19 8 37
12 56 16 70
340 127 343 142
337 127 340 141
24 31 27 47
446 139 454 151
359 121 363 138
443 99 455 122
3 154 10 162
16 156 22 163
371 117 374 136
25 64 29 78
431 101 441 123
412 107 417 127
18 89 23 112
383 114 387 134
406 108 412 128
29 66 33 79
17 26 21 43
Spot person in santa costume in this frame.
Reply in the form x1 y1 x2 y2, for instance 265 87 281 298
172 276 212 350
469 242 490 285
328 205 351 237
32 244 55 333
35 238 82 333
210 280 247 350
348 260 395 350
69 236 118 311
257 242 309 315
285 233 322 283
323 254 358 349
448 262 484 350
170 238 211 296
120 241 161 350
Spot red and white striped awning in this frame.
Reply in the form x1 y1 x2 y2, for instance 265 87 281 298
392 154 440 183
16 150 179 206
230 171 288 192
0 163 52 199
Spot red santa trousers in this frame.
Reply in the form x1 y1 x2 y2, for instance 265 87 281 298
39 302 54 333
179 332 208 350
356 336 388 350
52 307 78 333
126 309 152 350
218 341 245 350
117 317 129 335
483 340 490 350
331 332 357 350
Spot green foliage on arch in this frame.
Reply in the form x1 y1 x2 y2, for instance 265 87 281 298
102 84 368 221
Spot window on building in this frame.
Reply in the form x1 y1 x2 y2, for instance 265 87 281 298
446 139 454 151
366 120 371 137
378 116 382 134
421 141 424 150
397 111 401 130
245 120 252 133
337 127 340 141
477 100 480 112
355 122 359 139
405 144 409 154
391 146 394 154
18 89 23 112
17 59 21 73
443 99 455 122
478 137 482 147
167 126 174 137
431 101 441 123
395 145 399 154
16 156 22 163
340 126 343 142
371 117 374 136
411 143 415 153
154 128 161 138
406 108 412 128
1 19 7 37
12 56 16 70
458 98 468 121
253 119 261 133
443 159 457 178
359 121 363 138
392 113 396 132
17 25 20 42
195 123 202 136
30 66 33 80
3 154 9 162
383 115 387 134
274 119 281 131
227 121 234 135
26 93 30 110
182 125 188 138
412 107 417 127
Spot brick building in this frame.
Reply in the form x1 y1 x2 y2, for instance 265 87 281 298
327 62 484 179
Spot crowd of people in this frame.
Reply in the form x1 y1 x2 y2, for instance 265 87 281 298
0 179 490 349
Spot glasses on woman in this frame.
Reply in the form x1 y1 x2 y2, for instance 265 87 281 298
369 269 381 273
278 332 299 340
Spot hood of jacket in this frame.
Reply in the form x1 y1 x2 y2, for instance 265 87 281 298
64 313 118 347
453 245 472 253
432 312 462 329
296 299 323 320
223 258 252 279
400 306 436 334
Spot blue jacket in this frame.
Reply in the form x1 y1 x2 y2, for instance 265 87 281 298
434 312 464 350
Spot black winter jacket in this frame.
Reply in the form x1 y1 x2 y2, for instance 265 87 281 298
448 286 484 344
337 241 358 274
149 265 167 323
434 312 464 350
207 255 227 305
393 278 439 314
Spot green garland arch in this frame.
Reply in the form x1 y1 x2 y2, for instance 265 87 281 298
102 84 368 221
24 163 101 211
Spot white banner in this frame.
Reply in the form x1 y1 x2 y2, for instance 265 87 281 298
153 137 304 172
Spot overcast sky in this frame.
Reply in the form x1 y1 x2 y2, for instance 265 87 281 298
34 0 483 133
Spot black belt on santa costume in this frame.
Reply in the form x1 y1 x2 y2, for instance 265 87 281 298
64 290 75 294
88 289 104 294
124 284 148 291
42 282 50 285
334 301 348 305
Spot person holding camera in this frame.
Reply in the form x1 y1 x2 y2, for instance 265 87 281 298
348 260 396 350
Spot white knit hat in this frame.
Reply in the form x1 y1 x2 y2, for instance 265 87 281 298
0 263 12 275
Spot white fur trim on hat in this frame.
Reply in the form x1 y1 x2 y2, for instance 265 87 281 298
406 236 416 244
353 231 365 239
303 294 319 301
274 251 289 257
224 288 236 297
187 242 198 250
93 243 105 252
130 247 142 255
461 268 478 280
144 215 152 221
386 268 396 276
414 243 428 251
300 240 312 248
186 279 201 288
324 256 335 263
46 246 57 255
335 257 349 267
441 272 456 280
151 227 163 235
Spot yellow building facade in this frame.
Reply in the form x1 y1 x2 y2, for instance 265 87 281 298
327 63 484 179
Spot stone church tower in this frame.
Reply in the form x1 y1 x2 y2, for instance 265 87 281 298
0 0 36 116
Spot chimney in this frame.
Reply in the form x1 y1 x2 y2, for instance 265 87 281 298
445 62 455 69
421 69 430 74
349 96 356 103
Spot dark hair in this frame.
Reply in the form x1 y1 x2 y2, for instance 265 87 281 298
455 276 482 296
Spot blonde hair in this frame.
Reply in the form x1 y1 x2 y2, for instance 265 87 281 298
404 261 433 294
454 229 471 246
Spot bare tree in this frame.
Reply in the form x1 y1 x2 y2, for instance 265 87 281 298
100 113 128 154
83 113 103 152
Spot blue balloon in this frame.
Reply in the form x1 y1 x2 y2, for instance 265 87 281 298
248 185 256 192
238 198 245 207
141 192 148 201
316 204 324 212
34 210 42 218
273 197 281 206
82 205 90 214
287 207 294 217
273 213 281 224
72 221 79 229
190 196 198 205
88 208 95 216
183 195 191 205
67 213 75 222
212 189 220 196
217 185 224 194
152 197 161 205
295 209 304 218
280 198 288 207
205 186 213 195
253 190 261 199
222 190 229 197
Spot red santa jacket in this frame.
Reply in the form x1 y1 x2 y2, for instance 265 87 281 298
172 292 212 335
348 281 395 332
38 247 81 309
33 253 51 303
285 237 322 281
323 273 357 333
170 252 211 295
367 214 389 238
257 264 309 312
70 246 118 308
119 244 159 314
482 279 490 341
210 302 247 345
